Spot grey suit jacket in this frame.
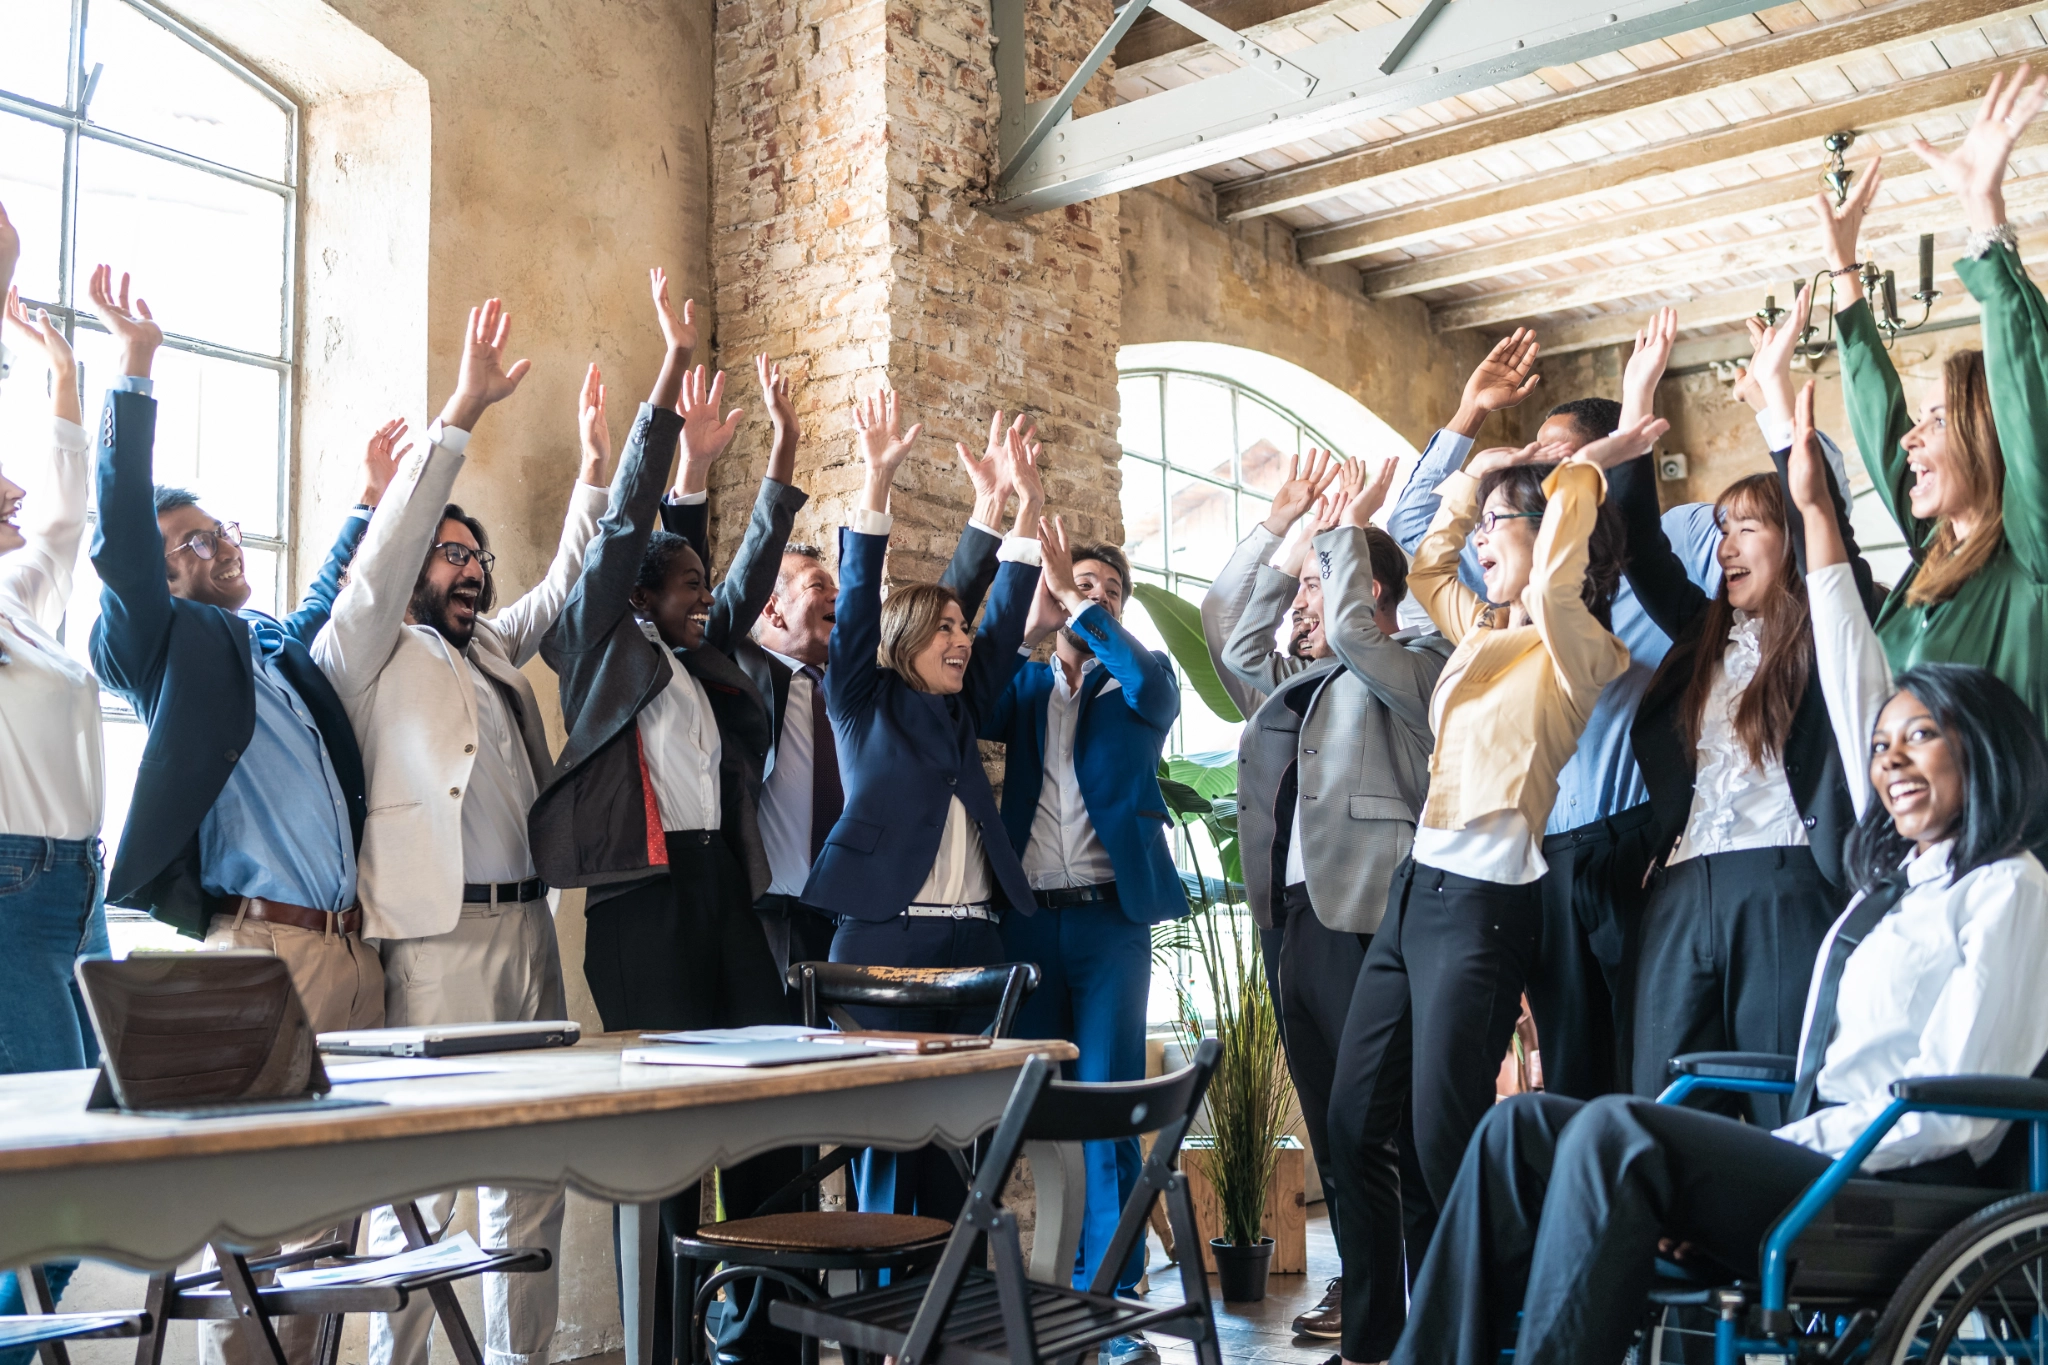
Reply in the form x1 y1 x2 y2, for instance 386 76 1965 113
1213 525 1450 934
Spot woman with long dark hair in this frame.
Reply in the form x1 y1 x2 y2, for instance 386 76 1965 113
1326 418 1652 1365
1592 297 1884 1119
1385 390 2048 1365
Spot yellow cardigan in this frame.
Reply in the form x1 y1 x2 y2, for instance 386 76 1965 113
1409 460 1629 834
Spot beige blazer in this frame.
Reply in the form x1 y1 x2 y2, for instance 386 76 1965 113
312 428 606 941
1409 461 1628 835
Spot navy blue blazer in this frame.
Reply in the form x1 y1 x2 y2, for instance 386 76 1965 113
87 391 369 938
982 606 1184 925
800 526 1038 922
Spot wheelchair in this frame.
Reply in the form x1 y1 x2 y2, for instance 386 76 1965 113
1635 1051 2048 1365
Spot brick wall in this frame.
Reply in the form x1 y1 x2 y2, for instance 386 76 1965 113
709 0 1125 587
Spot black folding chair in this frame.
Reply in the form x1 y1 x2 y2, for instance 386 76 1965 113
2 1262 149 1365
133 1201 549 1365
769 1039 1224 1365
671 961 1040 1365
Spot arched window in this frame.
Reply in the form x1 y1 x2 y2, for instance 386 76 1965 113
2 0 297 935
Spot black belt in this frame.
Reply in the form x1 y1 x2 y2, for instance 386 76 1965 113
1033 881 1118 910
463 877 548 904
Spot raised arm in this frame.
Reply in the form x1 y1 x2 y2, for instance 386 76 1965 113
1317 457 1439 738
1204 450 1334 708
84 265 173 695
317 298 526 696
702 355 807 651
280 419 407 643
825 389 922 721
1528 446 1643 713
941 418 1037 618
1037 515 1179 730
1 288 86 630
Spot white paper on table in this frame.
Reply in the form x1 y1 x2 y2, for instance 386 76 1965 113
324 1059 500 1084
273 1232 492 1288
638 1026 837 1045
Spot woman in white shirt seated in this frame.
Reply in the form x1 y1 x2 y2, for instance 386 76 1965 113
1386 385 2048 1365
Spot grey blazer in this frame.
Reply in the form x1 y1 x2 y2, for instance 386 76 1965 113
1211 525 1450 934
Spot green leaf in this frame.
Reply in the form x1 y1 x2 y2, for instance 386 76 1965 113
1131 583 1245 725
1163 753 1237 802
1158 777 1214 820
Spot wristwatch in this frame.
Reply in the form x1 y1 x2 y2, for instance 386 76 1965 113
1966 222 2020 259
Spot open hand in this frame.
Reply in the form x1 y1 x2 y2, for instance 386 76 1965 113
1909 63 2048 233
1337 452 1398 528
956 411 1021 527
680 364 744 476
1262 448 1340 534
361 418 413 506
86 264 163 380
1466 439 1572 479
1743 282 1810 422
1813 160 1882 280
1038 514 1085 613
651 268 697 354
853 389 922 481
1453 328 1542 435
441 297 530 431
756 354 794 430
1571 415 1670 471
1621 307 1677 428
7 287 79 424
1024 570 1068 646
1786 379 1830 514
1004 421 1045 533
578 364 612 485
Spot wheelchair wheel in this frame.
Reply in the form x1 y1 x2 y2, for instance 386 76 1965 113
1866 1190 2048 1363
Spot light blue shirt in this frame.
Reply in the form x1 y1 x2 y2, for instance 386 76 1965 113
198 618 357 911
1387 429 1723 835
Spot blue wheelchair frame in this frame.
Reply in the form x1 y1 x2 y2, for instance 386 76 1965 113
1653 1065 2048 1363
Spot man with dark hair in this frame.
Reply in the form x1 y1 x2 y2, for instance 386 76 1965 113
313 297 614 1365
83 262 399 1365
982 522 1181 1364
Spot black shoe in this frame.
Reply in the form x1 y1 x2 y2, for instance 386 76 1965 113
1293 1277 1342 1338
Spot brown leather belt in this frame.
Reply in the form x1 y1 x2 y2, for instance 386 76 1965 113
229 897 364 936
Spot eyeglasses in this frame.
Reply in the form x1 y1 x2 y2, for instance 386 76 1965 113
1478 510 1544 534
431 541 495 574
165 522 241 561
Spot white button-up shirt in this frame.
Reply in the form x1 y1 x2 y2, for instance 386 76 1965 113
636 627 722 833
1022 655 1118 891
1669 613 1808 864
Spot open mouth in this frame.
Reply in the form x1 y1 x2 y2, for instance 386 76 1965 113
217 562 245 583
1478 554 1499 576
1726 567 1750 586
823 611 837 623
1886 776 1930 809
449 584 481 615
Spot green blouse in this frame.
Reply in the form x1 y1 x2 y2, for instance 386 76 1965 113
1837 245 2048 727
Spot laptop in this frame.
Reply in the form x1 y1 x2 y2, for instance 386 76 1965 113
318 1020 582 1057
76 953 381 1119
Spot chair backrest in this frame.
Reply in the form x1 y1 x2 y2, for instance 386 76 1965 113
784 961 1040 1038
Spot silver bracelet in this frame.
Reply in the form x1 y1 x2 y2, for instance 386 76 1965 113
1965 222 2019 259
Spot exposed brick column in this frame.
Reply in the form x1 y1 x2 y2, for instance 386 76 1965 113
709 0 1124 585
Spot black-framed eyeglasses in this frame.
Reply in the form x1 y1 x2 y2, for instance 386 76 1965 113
165 522 241 561
1478 510 1544 534
431 541 495 574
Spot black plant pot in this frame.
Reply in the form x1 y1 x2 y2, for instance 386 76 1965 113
1209 1236 1275 1302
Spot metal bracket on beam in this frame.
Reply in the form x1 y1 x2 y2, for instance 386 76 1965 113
1379 0 1451 73
997 0 1158 185
1148 0 1319 95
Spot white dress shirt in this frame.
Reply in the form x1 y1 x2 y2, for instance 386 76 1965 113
759 647 818 897
1411 809 1548 885
0 416 102 840
635 624 722 832
1022 655 1119 891
460 660 541 884
1668 613 1809 864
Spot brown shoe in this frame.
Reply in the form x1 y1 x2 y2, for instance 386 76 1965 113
1292 1278 1342 1338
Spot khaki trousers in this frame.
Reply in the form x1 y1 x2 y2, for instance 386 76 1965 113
367 900 567 1365
197 911 386 1365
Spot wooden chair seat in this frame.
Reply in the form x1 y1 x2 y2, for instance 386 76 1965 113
691 1212 953 1254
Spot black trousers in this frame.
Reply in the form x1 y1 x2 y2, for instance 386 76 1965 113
1327 859 1542 1363
830 914 1005 1223
1392 1093 1834 1365
586 833 804 1365
1629 845 1843 1125
1275 883 1371 1224
1527 804 1657 1100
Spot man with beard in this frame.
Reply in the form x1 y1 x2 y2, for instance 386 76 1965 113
313 297 614 1365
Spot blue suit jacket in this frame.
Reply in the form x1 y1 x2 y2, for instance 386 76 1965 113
87 391 368 938
800 527 1038 922
982 607 1183 925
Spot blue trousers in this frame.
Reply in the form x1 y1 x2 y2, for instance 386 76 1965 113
1001 899 1151 1294
0 835 111 1364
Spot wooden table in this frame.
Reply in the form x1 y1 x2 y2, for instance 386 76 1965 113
0 1035 1081 1365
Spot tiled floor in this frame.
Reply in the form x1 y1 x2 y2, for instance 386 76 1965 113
1138 1207 1341 1365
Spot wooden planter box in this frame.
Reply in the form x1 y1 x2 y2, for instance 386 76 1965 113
1176 1136 1306 1275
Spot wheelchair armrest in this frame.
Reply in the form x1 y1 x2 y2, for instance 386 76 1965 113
1890 1074 2048 1117
1668 1052 1797 1083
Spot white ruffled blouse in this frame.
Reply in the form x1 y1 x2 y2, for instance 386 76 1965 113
1668 612 1808 865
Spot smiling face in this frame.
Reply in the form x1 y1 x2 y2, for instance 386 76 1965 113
0 466 24 556
411 516 487 649
1473 488 1539 608
160 502 252 611
1902 376 1963 525
758 555 837 666
1870 687 1965 852
1288 572 1329 659
911 601 973 694
1716 506 1787 614
632 544 714 651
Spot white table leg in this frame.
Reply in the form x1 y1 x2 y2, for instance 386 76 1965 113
1022 1140 1087 1286
620 1200 661 1365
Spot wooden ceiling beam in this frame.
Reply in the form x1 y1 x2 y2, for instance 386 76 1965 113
1297 51 2015 265
1215 0 2041 221
1426 172 2048 328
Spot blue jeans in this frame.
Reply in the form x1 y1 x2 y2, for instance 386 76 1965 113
1001 899 1151 1294
0 834 111 1360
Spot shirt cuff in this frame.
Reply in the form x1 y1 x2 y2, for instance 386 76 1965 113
968 518 1000 539
998 535 1043 565
427 419 472 455
349 504 373 520
1756 408 1794 452
1432 429 1475 464
667 490 708 506
53 416 88 452
848 507 893 536
111 375 154 397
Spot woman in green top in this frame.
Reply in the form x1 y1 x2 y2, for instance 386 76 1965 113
1817 64 2048 726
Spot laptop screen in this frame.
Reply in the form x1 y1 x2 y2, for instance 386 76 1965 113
76 954 331 1110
